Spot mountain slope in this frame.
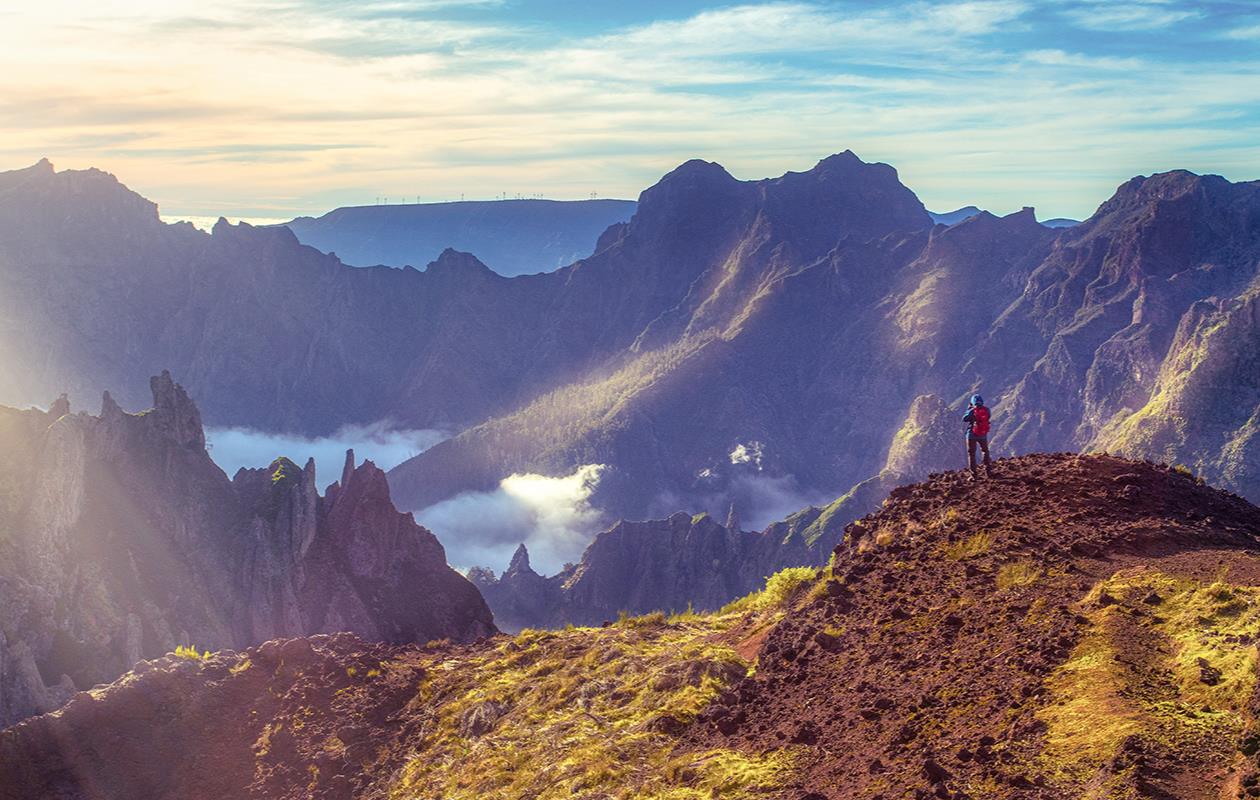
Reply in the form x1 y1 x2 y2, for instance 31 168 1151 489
391 167 1260 530
4 155 1260 545
283 198 637 275
389 206 1052 517
5 454 1260 799
0 373 493 728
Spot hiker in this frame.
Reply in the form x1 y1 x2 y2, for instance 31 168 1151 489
962 394 993 479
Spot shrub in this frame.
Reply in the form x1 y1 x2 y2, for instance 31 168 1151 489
943 531 995 561
722 567 818 614
173 644 208 661
996 562 1040 590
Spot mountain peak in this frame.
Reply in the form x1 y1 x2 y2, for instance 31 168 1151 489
149 370 205 450
929 205 984 226
662 158 736 183
423 248 496 280
1098 169 1237 215
505 543 534 577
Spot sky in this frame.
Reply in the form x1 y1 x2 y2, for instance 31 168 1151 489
2 1 1258 221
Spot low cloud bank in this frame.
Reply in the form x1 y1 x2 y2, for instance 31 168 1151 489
654 439 834 533
416 464 606 575
205 423 446 488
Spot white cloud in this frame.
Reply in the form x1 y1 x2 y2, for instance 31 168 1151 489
1062 1 1200 31
205 422 446 487
729 441 765 468
1225 22 1260 40
414 464 606 574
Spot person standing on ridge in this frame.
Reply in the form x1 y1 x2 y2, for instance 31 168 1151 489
963 394 993 480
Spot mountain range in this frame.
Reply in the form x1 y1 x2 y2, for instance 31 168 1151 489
928 206 1079 228
282 198 637 276
1 153 1258 584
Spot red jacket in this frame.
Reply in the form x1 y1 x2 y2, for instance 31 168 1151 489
966 405 990 437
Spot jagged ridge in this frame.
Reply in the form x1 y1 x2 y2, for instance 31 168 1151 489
0 373 494 728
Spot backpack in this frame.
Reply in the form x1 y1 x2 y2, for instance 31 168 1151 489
971 405 991 437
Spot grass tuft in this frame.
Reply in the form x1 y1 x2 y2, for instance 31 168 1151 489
943 530 994 561
720 566 818 615
996 561 1040 590
173 644 208 661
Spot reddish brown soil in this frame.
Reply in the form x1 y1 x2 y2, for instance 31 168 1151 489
0 634 466 800
688 453 1260 799
4 453 1260 800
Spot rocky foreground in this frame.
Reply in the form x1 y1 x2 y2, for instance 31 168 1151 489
4 453 1259 799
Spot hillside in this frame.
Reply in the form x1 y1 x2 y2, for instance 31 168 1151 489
0 373 493 728
4 453 1259 799
283 198 637 276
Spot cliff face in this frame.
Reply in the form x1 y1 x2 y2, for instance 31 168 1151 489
0 373 494 728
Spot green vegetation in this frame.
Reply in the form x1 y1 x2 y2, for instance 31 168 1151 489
800 493 854 546
173 644 208 661
720 566 818 615
270 456 300 484
388 571 807 799
942 530 994 561
1037 569 1260 790
995 561 1040 590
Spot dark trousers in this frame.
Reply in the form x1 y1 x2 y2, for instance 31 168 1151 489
967 434 991 472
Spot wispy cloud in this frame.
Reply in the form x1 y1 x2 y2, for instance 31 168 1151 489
1 0 1257 220
1061 0 1201 31
1225 21 1260 40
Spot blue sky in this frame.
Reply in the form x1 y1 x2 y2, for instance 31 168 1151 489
2 0 1258 220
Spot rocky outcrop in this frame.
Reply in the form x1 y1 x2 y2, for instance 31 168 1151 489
0 374 494 728
471 506 834 631
690 453 1260 798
